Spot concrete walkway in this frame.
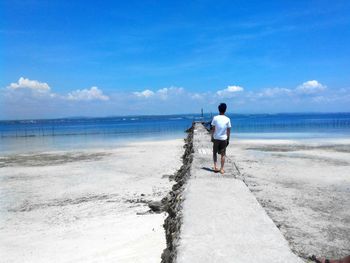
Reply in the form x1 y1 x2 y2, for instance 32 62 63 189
176 123 303 263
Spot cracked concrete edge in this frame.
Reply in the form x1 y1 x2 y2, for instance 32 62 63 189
160 124 195 263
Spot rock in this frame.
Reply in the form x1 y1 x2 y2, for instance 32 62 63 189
148 201 163 213
160 123 194 263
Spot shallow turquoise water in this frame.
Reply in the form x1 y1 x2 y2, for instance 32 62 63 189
1 113 349 153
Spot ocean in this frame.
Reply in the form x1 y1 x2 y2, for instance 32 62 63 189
1 113 350 153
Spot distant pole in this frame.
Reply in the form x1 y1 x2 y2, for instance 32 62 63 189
201 108 203 118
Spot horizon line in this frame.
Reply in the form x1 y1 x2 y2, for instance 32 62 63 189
1 111 350 122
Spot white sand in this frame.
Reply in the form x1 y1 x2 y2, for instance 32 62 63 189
0 139 184 263
2 133 349 262
229 138 350 259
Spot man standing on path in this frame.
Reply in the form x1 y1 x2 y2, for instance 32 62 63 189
211 103 231 174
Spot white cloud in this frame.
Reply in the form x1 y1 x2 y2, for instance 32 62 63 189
257 87 292 98
132 86 184 100
216 85 244 97
67 86 109 101
157 88 169 100
133 89 155 98
8 77 50 92
252 81 326 99
227 85 244 92
5 78 109 102
191 93 204 100
296 80 326 94
156 86 184 100
312 96 329 103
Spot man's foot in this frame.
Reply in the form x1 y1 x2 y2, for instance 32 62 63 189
220 169 225 174
213 167 220 173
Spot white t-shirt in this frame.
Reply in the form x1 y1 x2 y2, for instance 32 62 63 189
211 115 231 140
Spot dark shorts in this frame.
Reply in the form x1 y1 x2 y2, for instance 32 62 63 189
213 139 228 155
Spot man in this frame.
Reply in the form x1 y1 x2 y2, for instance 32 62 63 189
211 103 231 174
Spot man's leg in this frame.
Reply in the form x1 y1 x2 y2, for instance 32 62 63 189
213 153 218 170
213 140 219 171
219 140 227 174
220 154 225 174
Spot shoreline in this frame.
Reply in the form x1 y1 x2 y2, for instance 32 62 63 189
0 135 187 155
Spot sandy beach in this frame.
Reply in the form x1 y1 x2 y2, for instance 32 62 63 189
0 139 184 263
1 131 349 262
230 138 350 260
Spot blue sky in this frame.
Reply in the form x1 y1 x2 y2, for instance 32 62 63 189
1 0 350 119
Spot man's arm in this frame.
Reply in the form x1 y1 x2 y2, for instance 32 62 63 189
211 117 216 142
227 118 232 145
211 126 215 142
227 127 231 145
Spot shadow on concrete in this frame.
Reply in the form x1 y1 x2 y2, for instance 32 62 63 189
201 167 219 173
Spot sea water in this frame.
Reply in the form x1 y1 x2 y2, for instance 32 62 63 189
0 113 349 153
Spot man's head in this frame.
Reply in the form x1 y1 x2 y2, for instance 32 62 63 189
218 103 227 114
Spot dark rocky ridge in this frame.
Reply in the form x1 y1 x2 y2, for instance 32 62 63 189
159 124 194 263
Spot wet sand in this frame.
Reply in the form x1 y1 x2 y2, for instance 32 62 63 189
0 139 184 263
230 138 350 260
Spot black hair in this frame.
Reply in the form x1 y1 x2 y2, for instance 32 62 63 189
218 103 227 113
